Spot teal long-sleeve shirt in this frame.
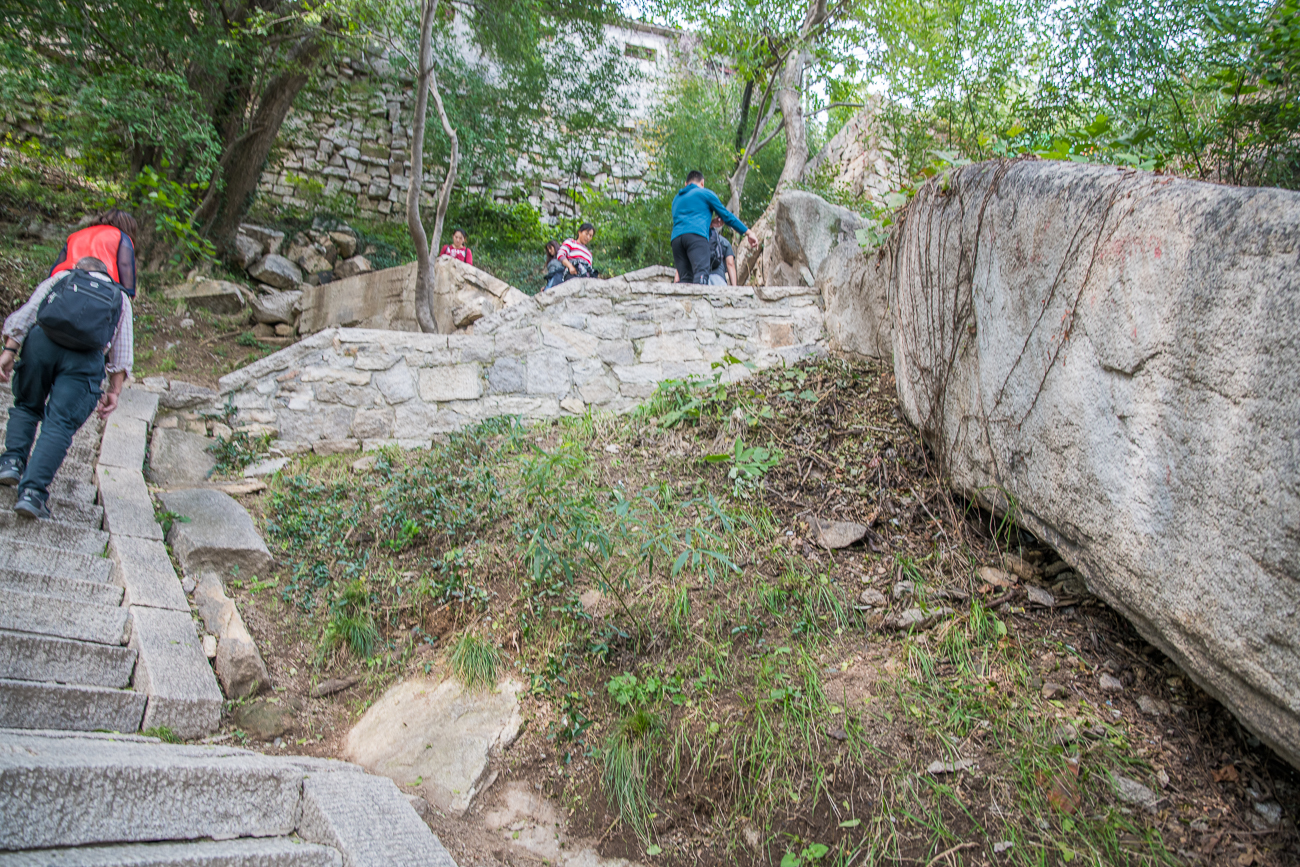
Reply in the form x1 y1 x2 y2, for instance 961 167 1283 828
670 185 748 240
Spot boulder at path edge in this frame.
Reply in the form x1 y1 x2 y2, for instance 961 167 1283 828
147 428 216 488
158 488 273 577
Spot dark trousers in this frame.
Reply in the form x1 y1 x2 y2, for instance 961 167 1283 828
671 233 711 284
4 325 104 496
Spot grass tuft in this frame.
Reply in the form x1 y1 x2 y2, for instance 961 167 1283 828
603 709 662 843
450 633 501 691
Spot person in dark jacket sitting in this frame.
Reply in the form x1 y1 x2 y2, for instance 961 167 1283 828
0 257 134 519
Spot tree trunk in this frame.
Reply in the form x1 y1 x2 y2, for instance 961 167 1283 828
407 0 459 334
725 70 780 214
194 38 320 259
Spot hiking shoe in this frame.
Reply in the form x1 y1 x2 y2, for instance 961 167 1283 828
0 456 23 487
13 488 50 520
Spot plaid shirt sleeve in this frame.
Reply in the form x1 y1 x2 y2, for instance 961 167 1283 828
106 293 133 375
2 274 61 346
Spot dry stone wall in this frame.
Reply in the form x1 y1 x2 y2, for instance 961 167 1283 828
218 279 825 453
860 159 1300 769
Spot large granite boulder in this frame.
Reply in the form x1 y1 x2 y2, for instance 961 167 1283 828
163 278 246 315
819 230 893 360
884 159 1300 768
432 256 527 333
246 288 302 326
761 190 862 288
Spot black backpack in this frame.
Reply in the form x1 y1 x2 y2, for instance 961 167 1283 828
37 269 123 352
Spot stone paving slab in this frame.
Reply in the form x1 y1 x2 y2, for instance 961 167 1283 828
129 606 221 739
0 588 130 645
96 466 164 541
0 679 145 734
299 770 458 867
0 567 124 606
0 538 113 583
157 488 272 576
0 837 343 867
112 387 160 426
0 512 109 555
109 535 187 611
0 732 305 850
0 629 136 688
98 415 150 471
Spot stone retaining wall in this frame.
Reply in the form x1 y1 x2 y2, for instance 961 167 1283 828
218 279 826 452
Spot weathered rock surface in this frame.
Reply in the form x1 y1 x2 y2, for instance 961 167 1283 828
343 674 524 816
158 488 273 576
147 428 215 487
247 288 303 326
810 517 868 549
433 255 527 333
192 571 270 698
762 191 864 288
333 255 372 280
883 159 1300 769
240 224 285 256
297 262 420 335
163 279 246 315
232 694 300 739
233 232 264 269
249 255 303 290
159 380 220 411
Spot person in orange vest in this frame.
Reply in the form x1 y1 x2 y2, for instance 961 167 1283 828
48 209 139 297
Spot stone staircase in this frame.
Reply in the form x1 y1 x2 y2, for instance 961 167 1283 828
0 402 150 733
0 383 460 865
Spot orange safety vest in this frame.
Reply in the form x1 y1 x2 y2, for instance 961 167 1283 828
50 225 125 284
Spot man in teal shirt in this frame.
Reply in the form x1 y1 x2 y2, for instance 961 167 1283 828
670 170 756 284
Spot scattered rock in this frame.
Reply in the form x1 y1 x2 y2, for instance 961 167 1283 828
239 224 285 256
1137 695 1171 716
329 231 357 258
1026 585 1056 607
926 758 975 775
313 438 360 456
888 606 954 630
244 457 290 478
248 254 303 290
1044 560 1073 577
993 841 1014 855
232 695 302 740
158 488 274 576
1099 673 1124 693
858 587 887 607
164 278 247 314
181 575 196 594
274 323 295 338
333 255 372 280
246 288 302 326
1051 723 1080 744
234 233 264 268
179 318 195 329
1003 553 1037 581
892 581 915 600
202 634 217 658
212 479 267 496
311 675 362 698
1254 800 1283 826
147 428 216 488
1111 773 1160 811
810 517 868 549
343 675 525 816
1042 682 1070 700
159 380 219 410
192 571 271 698
978 565 1016 588
350 454 377 473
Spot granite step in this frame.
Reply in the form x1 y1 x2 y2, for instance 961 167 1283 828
0 589 130 645
0 679 145 733
0 538 113 583
0 485 103 528
0 512 109 555
0 629 136 688
0 837 343 867
0 568 123 606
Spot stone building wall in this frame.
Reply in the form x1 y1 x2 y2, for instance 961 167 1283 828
217 278 825 453
258 21 692 223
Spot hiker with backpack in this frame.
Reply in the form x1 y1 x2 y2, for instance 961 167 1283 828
0 255 134 520
47 209 138 295
707 213 737 286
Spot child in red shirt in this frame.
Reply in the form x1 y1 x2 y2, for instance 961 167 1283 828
438 228 473 265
